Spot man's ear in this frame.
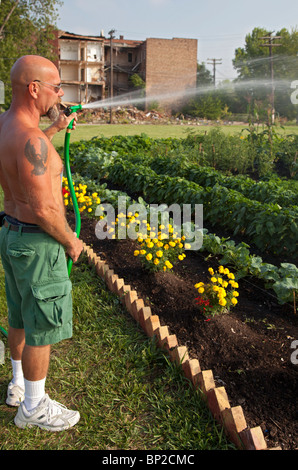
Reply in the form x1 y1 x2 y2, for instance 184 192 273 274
27 82 39 99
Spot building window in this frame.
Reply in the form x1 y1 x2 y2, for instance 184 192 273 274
128 52 132 63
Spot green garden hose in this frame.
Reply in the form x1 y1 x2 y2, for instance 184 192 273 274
63 105 82 276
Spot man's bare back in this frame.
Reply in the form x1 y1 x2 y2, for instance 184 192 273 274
0 55 82 263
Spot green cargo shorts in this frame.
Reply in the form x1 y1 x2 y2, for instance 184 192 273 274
0 223 73 346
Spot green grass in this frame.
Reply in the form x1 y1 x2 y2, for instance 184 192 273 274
0 257 234 450
45 122 298 148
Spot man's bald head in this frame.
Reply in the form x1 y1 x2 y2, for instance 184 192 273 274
10 55 58 88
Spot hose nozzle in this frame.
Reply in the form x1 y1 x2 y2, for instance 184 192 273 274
63 104 83 129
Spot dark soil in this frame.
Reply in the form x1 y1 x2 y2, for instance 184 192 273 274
69 212 298 450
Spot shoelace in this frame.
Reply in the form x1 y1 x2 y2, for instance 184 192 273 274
47 399 66 423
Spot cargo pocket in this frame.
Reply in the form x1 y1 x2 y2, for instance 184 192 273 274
7 246 35 257
31 278 72 330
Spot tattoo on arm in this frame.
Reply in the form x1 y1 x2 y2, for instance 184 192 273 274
24 137 48 175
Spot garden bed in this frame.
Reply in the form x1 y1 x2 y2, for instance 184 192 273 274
69 212 298 450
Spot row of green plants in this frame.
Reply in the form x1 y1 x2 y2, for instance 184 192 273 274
140 155 298 209
72 149 297 257
62 174 297 309
66 133 298 211
62 127 298 180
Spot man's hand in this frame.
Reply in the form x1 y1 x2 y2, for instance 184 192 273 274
66 233 84 263
55 110 78 132
43 111 78 140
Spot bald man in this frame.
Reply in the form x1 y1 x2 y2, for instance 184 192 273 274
0 55 83 431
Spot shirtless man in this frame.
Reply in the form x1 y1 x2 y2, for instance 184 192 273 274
0 55 83 431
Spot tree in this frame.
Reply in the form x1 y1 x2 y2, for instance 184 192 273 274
0 0 63 108
233 27 298 120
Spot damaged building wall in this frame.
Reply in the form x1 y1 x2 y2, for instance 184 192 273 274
56 31 198 111
58 32 105 104
105 37 145 96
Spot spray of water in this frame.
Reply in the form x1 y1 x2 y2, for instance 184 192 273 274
81 77 294 111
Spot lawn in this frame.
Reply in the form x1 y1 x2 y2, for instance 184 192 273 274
0 256 232 450
47 122 298 148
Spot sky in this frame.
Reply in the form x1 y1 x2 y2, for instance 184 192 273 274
57 0 298 83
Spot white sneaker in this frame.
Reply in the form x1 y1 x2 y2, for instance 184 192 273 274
14 394 80 431
6 381 25 407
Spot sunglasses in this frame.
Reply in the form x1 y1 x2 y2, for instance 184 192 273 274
27 80 62 93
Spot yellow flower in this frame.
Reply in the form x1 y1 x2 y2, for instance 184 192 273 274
146 253 152 261
231 297 238 305
224 268 230 275
195 282 204 288
140 249 146 255
211 277 217 283
219 298 227 307
233 291 239 297
178 255 184 261
154 258 159 265
218 266 224 274
88 208 92 213
165 260 173 269
156 250 163 258
217 277 223 284
185 243 191 249
213 285 219 292
147 241 154 248
208 267 214 275
134 250 140 256
198 287 204 294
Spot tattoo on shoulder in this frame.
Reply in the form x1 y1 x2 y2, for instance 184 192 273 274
24 137 48 175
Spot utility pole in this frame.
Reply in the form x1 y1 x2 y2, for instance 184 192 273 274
108 29 115 124
207 58 222 86
260 32 282 124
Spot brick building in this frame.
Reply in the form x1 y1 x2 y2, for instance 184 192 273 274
55 30 197 111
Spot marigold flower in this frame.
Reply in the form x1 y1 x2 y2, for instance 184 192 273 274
231 297 238 305
134 250 140 256
146 253 152 261
154 258 159 265
156 250 163 258
219 298 227 307
195 282 204 288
